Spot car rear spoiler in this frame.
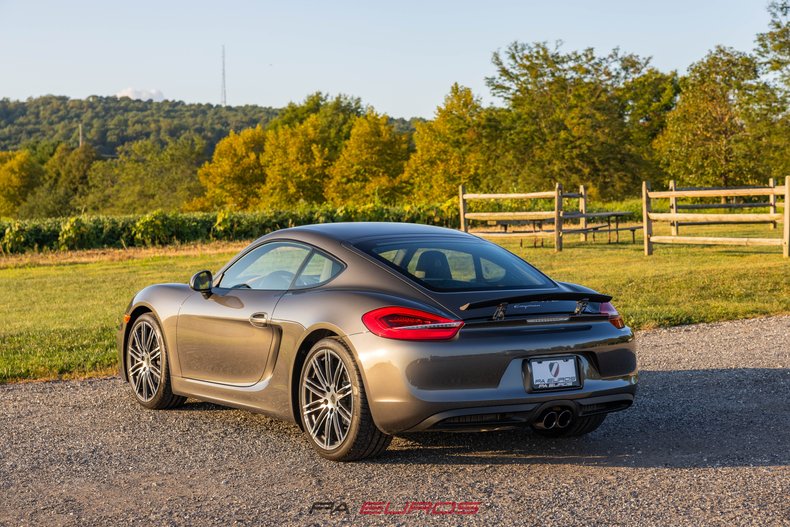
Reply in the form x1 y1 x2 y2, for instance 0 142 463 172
459 292 612 311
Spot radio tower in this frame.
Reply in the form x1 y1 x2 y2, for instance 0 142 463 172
221 45 227 106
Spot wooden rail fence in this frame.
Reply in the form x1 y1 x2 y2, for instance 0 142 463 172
458 184 633 252
642 176 789 258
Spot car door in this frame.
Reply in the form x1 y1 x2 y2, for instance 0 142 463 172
176 241 312 385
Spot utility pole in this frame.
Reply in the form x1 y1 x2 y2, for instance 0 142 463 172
221 45 227 106
79 123 83 147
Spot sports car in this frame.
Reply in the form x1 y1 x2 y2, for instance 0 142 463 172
118 222 637 461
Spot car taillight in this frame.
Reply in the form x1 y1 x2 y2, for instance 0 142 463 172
361 307 464 341
600 302 625 329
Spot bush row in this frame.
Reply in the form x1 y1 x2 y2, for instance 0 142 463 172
0 204 458 254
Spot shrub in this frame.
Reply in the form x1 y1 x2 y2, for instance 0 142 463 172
171 213 215 243
0 204 460 254
2 219 61 253
132 210 179 246
58 216 103 250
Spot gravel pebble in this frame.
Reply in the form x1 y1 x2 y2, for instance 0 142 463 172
2 316 789 526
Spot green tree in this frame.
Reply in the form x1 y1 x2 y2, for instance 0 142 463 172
326 110 410 205
260 114 329 207
258 94 363 207
0 95 278 157
80 135 206 214
18 143 97 218
194 126 267 210
619 69 679 160
654 47 769 187
754 2 790 181
756 1 790 93
403 84 489 204
0 150 44 217
486 42 651 198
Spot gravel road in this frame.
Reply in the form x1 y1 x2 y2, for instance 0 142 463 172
2 316 789 527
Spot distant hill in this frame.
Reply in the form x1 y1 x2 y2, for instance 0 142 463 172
0 95 280 156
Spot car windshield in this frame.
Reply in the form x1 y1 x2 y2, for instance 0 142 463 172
354 237 554 292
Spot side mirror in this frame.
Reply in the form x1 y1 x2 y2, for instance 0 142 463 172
189 270 213 296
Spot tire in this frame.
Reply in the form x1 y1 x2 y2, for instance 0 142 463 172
299 338 391 461
126 313 186 410
531 413 607 438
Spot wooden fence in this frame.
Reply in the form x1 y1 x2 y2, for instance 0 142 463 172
641 176 789 258
458 184 633 252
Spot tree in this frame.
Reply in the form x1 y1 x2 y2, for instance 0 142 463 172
402 84 489 205
754 2 790 181
0 150 43 217
194 126 267 210
80 135 206 214
485 42 652 198
270 93 361 135
326 110 410 205
619 69 679 156
258 94 363 208
18 143 97 218
756 1 790 94
654 47 769 187
260 114 329 207
0 95 278 157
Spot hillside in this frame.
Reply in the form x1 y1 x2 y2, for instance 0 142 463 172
0 95 280 156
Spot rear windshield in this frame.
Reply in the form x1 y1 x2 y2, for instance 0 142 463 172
354 237 554 292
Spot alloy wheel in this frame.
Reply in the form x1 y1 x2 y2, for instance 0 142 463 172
127 320 162 402
301 349 354 450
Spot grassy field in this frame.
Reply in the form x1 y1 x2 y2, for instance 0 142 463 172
0 223 787 383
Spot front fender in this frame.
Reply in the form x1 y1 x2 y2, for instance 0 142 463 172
117 284 193 380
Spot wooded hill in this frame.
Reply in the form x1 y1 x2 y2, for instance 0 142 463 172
0 95 280 156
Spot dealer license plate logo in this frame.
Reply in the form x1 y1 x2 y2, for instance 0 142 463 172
530 357 579 390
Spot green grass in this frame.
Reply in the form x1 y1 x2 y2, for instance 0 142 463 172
1 223 788 382
0 252 235 383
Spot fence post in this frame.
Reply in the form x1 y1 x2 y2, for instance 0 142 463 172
642 181 653 256
783 176 789 258
579 184 587 242
458 184 467 232
554 182 563 252
769 178 777 230
669 179 678 236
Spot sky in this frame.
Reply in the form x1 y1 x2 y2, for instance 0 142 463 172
0 0 774 118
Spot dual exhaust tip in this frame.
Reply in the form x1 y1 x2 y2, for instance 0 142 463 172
534 409 573 430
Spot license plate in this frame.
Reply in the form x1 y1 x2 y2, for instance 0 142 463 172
529 356 580 390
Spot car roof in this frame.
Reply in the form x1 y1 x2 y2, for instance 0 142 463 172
270 222 469 243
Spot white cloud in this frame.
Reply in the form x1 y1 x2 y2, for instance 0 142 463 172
115 87 165 102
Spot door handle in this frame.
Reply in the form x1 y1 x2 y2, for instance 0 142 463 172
249 312 269 328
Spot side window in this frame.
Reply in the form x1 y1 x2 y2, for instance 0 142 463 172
293 251 343 288
219 242 311 291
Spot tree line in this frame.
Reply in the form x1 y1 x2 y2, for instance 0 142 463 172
0 95 280 157
1 3 787 219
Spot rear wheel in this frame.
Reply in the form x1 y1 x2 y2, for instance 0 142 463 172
126 313 186 410
531 413 607 438
299 338 391 461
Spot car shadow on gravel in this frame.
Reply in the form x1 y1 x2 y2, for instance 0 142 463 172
174 401 233 412
382 368 790 469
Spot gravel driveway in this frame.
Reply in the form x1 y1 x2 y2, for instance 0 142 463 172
2 316 789 526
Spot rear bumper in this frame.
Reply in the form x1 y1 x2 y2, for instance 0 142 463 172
345 322 638 434
406 390 635 432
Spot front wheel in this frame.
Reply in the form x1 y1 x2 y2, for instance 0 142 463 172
299 338 391 461
126 313 186 410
